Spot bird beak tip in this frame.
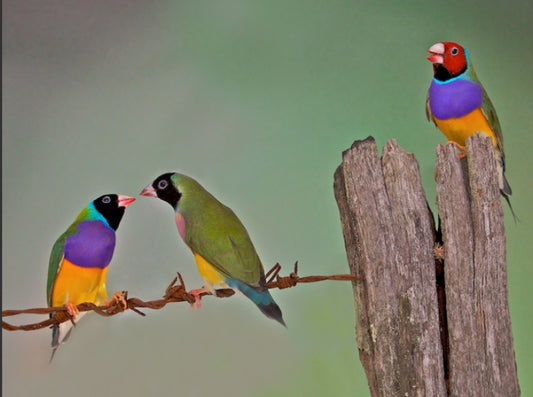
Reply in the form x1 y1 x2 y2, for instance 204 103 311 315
140 186 156 197
427 42 445 64
118 195 136 208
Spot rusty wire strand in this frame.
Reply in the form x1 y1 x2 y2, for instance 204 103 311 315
2 262 361 332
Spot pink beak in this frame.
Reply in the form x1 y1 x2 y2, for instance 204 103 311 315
427 42 444 64
140 185 157 197
118 195 136 208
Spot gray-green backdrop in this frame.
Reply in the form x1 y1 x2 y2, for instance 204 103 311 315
3 1 532 396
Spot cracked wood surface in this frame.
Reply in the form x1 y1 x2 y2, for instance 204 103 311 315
334 137 446 397
335 135 519 397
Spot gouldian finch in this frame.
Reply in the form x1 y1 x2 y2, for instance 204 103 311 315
140 173 285 326
426 41 513 207
47 194 135 360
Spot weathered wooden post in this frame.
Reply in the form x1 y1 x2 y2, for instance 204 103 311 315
334 134 519 397
436 134 520 396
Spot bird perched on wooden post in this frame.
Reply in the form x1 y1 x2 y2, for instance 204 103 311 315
426 41 514 215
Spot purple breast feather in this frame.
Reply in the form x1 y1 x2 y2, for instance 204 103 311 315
64 220 116 269
429 78 482 120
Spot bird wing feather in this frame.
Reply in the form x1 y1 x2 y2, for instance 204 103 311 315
184 203 262 286
46 225 79 305
480 87 505 160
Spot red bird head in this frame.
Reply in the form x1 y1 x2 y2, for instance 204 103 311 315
427 42 468 80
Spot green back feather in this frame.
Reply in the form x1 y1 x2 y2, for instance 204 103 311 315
464 54 505 160
172 174 263 286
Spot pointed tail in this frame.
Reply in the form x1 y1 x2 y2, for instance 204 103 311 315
49 312 84 362
226 279 286 327
498 159 518 222
501 172 512 197
501 190 518 223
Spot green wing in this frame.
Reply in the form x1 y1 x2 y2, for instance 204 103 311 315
46 225 79 306
182 194 263 286
480 86 505 160
46 234 66 306
468 61 505 160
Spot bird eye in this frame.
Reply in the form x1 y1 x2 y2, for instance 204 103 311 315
450 47 459 55
158 180 168 190
102 196 111 204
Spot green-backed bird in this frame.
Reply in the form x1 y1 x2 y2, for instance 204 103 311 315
47 194 135 360
140 172 285 326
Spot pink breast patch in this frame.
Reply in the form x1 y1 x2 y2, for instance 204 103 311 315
174 212 186 242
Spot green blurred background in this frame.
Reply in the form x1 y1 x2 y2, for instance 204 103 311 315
3 1 532 396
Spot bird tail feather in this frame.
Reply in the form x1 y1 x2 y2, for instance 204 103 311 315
227 279 286 327
49 311 85 362
497 160 517 222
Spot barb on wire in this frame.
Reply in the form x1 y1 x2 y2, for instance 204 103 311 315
2 262 362 332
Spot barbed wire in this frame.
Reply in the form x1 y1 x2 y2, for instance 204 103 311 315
2 262 361 331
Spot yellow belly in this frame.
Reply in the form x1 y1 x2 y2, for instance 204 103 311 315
51 259 108 307
194 253 225 292
435 108 497 147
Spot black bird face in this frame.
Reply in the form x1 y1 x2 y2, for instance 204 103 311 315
140 172 182 209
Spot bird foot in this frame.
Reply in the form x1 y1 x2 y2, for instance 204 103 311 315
188 288 207 309
64 302 79 319
447 141 467 158
105 291 128 311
